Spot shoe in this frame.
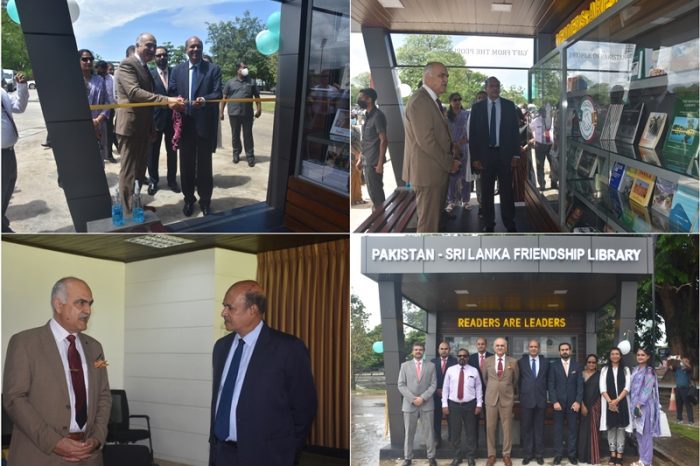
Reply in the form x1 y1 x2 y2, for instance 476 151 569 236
428 459 437 466
41 142 51 148
183 201 195 217
486 456 496 466
233 154 240 164
450 459 461 466
522 458 531 465
401 461 411 466
200 203 211 216
248 158 255 167
168 181 181 193
553 456 562 465
503 455 513 466
147 182 158 196
106 155 118 163
568 458 578 465
536 458 544 465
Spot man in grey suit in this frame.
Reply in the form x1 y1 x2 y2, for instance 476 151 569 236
517 339 549 465
3 277 111 466
398 342 437 466
403 62 460 232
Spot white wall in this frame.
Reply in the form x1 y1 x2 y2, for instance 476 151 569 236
123 248 256 466
1 242 126 388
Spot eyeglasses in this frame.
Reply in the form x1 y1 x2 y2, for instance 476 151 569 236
155 53 168 58
81 57 94 63
457 354 468 358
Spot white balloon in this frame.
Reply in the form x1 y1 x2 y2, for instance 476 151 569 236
67 0 80 23
399 83 412 98
618 340 631 355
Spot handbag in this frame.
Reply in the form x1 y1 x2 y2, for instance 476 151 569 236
658 410 672 437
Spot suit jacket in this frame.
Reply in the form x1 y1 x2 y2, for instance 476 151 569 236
2 323 111 466
468 351 493 393
468 96 520 164
398 358 437 413
169 60 222 150
209 323 317 466
517 355 550 409
114 54 168 138
402 87 453 187
481 355 519 407
431 356 457 394
151 66 173 132
547 359 584 407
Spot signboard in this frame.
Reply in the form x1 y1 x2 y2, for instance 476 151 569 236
370 246 642 262
556 0 619 46
457 316 568 329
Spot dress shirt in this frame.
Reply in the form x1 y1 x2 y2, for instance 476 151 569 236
215 320 263 441
1 84 29 149
442 363 483 407
529 115 553 144
49 318 89 433
486 97 502 147
421 84 442 113
530 356 539 376
158 68 168 89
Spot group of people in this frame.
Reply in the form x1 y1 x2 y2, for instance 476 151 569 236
399 337 665 466
2 277 316 466
1 32 264 230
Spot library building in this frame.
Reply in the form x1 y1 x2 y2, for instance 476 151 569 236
361 234 656 458
352 0 699 234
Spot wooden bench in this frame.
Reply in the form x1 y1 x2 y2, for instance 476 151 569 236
354 188 416 233
523 181 563 232
283 176 349 232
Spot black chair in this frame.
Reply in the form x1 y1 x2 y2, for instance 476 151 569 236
106 390 154 463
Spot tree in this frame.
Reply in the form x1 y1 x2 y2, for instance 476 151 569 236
160 41 187 66
402 299 427 357
2 10 31 77
350 71 371 105
351 294 382 388
206 11 277 86
500 84 527 105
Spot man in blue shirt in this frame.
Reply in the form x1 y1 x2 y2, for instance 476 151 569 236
674 357 695 425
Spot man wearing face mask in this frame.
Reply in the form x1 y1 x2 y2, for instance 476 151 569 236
357 88 387 210
221 62 261 168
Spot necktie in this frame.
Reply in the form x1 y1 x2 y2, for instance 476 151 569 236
436 97 443 113
489 100 497 147
531 358 537 377
66 335 87 429
480 354 484 370
160 69 168 88
190 65 198 101
416 361 421 380
441 358 446 374
564 360 569 376
457 367 465 400
213 338 245 441
497 358 503 378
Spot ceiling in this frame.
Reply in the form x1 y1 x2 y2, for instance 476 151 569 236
3 234 347 263
399 271 641 314
351 0 584 36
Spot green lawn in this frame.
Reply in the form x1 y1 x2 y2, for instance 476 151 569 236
670 421 700 442
261 101 276 113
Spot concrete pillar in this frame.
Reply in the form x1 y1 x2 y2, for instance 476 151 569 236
362 27 406 188
616 280 638 366
378 275 405 447
425 311 437 361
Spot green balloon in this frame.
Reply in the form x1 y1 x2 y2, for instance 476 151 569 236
255 30 279 56
267 11 281 35
372 341 384 354
7 0 20 24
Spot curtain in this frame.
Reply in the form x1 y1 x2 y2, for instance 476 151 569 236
257 238 349 451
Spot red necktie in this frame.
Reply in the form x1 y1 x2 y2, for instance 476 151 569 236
497 358 503 378
67 335 87 428
441 358 446 374
416 361 421 380
457 367 465 400
480 354 484 370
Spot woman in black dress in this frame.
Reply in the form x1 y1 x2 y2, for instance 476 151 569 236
578 354 601 464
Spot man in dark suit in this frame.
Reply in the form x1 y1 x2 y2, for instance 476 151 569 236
517 339 549 465
169 36 222 217
547 342 583 465
431 341 457 446
468 337 492 448
469 76 520 232
147 46 180 196
3 277 111 465
115 32 184 211
210 280 317 466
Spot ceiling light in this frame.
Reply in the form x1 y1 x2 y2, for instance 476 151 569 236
125 234 195 249
547 303 560 308
454 289 470 295
491 3 512 12
466 304 478 308
378 0 404 8
553 289 568 295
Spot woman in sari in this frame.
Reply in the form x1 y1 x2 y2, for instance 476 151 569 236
578 354 601 464
600 347 631 466
629 347 661 466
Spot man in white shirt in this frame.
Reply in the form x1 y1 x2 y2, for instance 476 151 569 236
529 106 558 191
1 73 28 232
442 348 483 466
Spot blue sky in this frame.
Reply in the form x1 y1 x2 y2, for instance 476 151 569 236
72 0 280 62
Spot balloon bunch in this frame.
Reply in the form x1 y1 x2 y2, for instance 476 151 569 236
255 11 281 56
6 0 80 24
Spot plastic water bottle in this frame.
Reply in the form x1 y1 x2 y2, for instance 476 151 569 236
111 188 123 226
132 181 144 224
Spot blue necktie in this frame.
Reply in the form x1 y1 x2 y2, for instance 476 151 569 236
531 358 537 377
213 338 245 441
489 100 497 147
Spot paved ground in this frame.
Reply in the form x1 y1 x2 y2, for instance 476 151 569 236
7 89 274 232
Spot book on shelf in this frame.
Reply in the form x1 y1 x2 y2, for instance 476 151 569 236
661 94 700 173
619 166 638 195
650 177 678 217
629 198 653 232
650 208 670 232
601 104 623 140
668 180 699 232
575 150 599 178
630 47 643 81
628 169 656 207
615 102 645 144
329 108 350 142
609 161 626 190
639 112 668 149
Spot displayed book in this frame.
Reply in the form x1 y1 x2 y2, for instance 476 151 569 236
329 108 350 141
669 180 700 232
661 94 700 173
601 104 623 140
639 112 668 149
651 177 678 217
615 102 645 144
575 150 599 178
609 161 626 190
630 47 643 80
618 166 637 195
628 169 656 207
670 38 699 73
650 208 670 232
629 198 652 232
